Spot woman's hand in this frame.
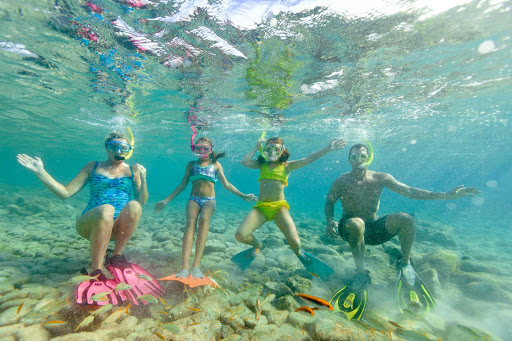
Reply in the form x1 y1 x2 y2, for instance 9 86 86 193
243 193 258 203
328 139 346 151
154 200 167 213
17 154 44 174
135 163 146 180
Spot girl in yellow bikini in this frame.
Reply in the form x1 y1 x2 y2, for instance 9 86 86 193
233 136 346 278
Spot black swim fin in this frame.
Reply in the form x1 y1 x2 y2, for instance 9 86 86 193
397 262 436 314
329 272 371 321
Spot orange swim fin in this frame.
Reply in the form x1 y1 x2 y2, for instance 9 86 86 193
159 274 218 288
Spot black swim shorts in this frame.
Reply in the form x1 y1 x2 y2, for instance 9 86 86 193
338 215 396 245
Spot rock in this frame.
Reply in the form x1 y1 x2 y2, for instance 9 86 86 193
0 284 14 296
465 280 512 304
7 205 24 216
262 306 289 325
16 324 50 341
417 250 460 280
248 324 279 340
244 314 267 328
0 324 25 338
285 276 312 293
460 260 503 275
312 317 368 341
50 332 101 341
287 311 316 328
204 240 226 253
276 295 299 312
262 281 292 298
264 238 285 248
443 322 497 341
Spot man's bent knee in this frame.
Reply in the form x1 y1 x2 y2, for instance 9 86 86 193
345 218 365 236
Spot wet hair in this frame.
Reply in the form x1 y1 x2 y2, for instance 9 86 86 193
105 131 129 143
349 143 369 155
196 137 225 163
257 137 290 164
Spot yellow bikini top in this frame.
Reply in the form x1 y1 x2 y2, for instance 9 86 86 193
258 163 289 186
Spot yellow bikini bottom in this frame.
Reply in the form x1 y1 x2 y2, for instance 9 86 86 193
253 200 290 221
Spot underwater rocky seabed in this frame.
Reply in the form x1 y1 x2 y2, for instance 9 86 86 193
0 189 511 341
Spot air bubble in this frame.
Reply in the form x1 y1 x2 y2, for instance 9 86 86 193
471 197 485 206
485 180 498 188
270 18 277 27
401 147 407 152
410 140 417 145
477 40 496 54
446 202 456 210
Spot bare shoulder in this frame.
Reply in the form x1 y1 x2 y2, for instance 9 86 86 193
213 161 223 170
332 172 351 186
372 171 394 183
82 161 96 173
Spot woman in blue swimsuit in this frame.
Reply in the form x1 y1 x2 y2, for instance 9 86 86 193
17 131 148 277
155 137 256 280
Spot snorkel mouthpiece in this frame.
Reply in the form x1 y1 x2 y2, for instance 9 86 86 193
259 131 267 160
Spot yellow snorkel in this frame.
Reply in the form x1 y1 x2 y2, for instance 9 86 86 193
124 126 134 160
364 139 374 167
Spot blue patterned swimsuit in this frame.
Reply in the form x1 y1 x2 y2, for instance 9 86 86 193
189 162 217 208
82 162 134 219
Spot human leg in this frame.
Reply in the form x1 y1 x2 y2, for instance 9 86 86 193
178 200 200 276
342 218 366 273
111 200 142 256
191 200 216 277
76 204 115 271
385 213 415 264
273 207 301 254
235 208 267 250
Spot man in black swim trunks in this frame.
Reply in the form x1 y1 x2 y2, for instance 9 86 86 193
324 143 480 274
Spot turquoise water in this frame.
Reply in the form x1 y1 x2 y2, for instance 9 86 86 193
1 0 511 340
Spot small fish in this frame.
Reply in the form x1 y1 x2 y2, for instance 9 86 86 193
262 293 275 306
186 307 200 312
114 283 132 293
221 334 242 341
157 310 169 316
69 273 100 283
397 329 437 341
43 320 67 325
295 293 333 310
154 331 165 340
388 320 405 329
103 304 130 325
231 306 244 315
137 294 158 304
136 274 153 281
363 316 389 333
91 304 113 315
210 320 222 330
90 291 112 302
188 322 200 327
310 272 320 278
164 305 172 310
75 315 95 331
159 296 167 305
295 306 315 316
351 320 371 331
16 301 24 314
161 323 180 333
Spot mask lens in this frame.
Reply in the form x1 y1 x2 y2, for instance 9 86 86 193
106 141 131 153
264 145 283 155
350 153 368 162
194 144 211 153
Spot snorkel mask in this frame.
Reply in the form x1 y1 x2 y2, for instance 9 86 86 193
193 143 212 160
349 139 374 169
262 144 284 162
106 126 134 161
